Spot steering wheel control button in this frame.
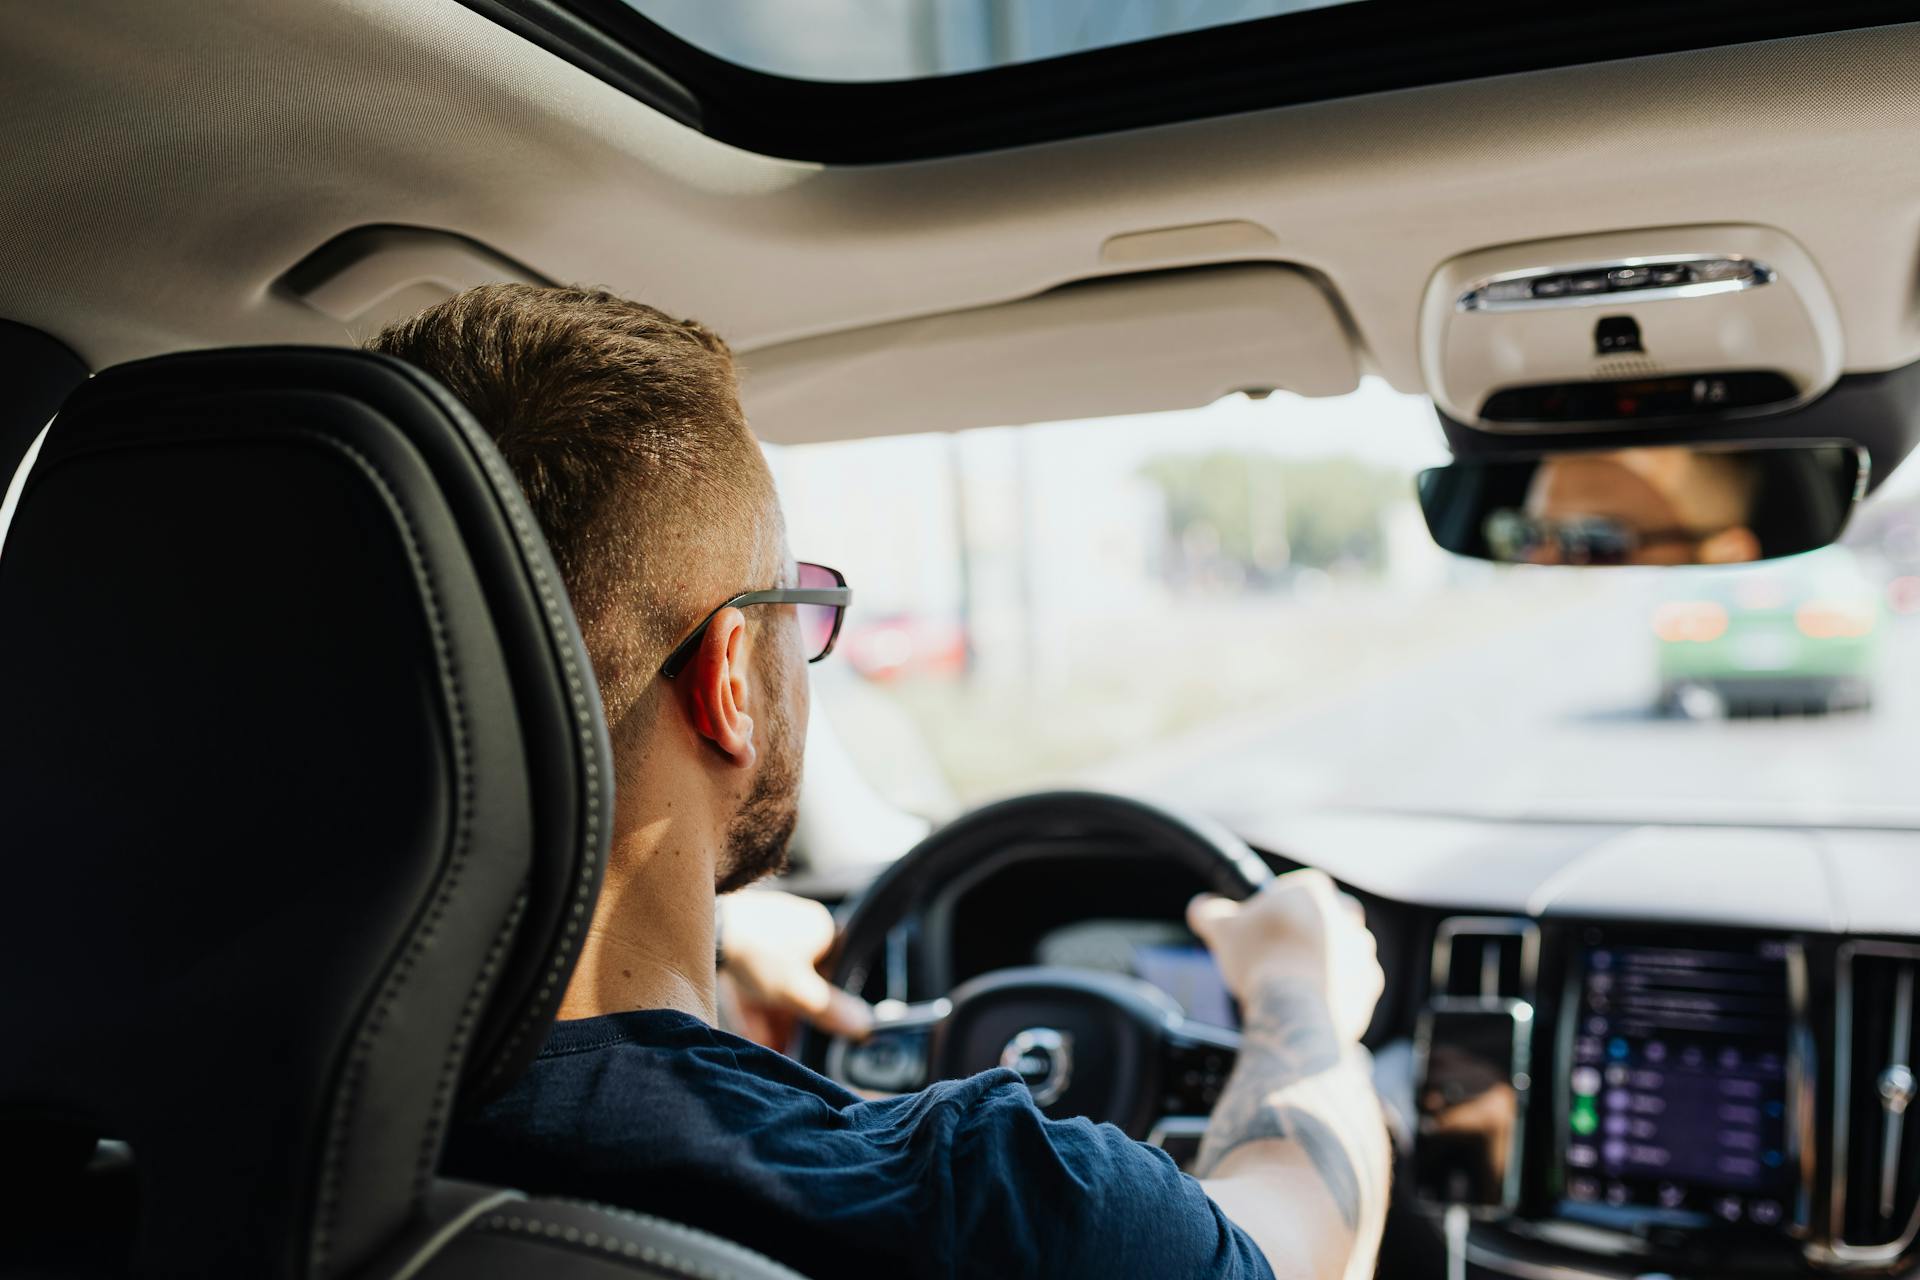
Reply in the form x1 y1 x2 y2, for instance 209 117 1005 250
1163 1037 1235 1114
843 1029 930 1093
1000 1027 1074 1107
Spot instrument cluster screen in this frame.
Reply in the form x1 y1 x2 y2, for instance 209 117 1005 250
1561 930 1797 1230
1034 919 1238 1028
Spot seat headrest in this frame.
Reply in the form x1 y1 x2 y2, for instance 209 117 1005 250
0 347 611 1278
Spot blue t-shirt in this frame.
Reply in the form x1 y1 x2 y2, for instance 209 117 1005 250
444 1010 1274 1280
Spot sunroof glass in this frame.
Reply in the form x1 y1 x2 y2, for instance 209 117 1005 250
621 0 1368 83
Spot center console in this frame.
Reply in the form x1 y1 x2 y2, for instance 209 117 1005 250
1413 917 1917 1278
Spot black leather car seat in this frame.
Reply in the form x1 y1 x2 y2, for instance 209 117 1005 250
0 348 804 1280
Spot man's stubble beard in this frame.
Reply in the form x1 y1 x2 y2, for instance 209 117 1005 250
715 641 802 895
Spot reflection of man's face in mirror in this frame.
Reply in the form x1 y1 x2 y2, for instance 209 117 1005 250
1522 447 1762 565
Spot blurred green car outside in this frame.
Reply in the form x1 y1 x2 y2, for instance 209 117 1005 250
1654 546 1880 715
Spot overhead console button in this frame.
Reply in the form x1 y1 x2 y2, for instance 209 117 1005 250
1482 278 1536 304
1456 258 1771 311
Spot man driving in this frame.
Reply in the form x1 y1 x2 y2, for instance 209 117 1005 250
373 284 1390 1280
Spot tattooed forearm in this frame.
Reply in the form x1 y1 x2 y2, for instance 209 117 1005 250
1197 1103 1361 1228
1237 982 1343 1074
1192 977 1368 1232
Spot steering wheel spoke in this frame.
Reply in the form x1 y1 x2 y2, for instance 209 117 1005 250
823 998 950 1096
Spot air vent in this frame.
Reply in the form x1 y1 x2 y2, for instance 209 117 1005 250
1432 917 1538 1002
1833 943 1920 1258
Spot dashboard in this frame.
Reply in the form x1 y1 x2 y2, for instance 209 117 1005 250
1412 914 1917 1278
814 820 1920 1279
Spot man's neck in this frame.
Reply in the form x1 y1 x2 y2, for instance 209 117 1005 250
556 795 723 1024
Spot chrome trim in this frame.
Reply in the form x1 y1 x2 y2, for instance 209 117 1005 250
1432 916 1540 1000
1826 941 1920 1266
1850 445 1874 505
1879 1062 1913 1219
1146 1114 1210 1152
1462 1237 1631 1280
822 997 950 1097
884 922 911 1004
1456 254 1774 313
999 1026 1073 1107
1878 968 1915 1221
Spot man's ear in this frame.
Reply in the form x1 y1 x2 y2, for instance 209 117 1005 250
677 606 757 769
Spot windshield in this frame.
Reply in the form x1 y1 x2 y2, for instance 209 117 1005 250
773 382 1920 830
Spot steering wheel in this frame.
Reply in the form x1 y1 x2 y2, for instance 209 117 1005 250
797 790 1272 1141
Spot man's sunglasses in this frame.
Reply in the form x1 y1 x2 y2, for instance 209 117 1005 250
1484 510 1697 566
659 561 851 679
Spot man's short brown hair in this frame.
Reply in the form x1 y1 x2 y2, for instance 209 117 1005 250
367 283 773 733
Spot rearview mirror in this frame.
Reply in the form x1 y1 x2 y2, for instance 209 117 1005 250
1417 442 1865 566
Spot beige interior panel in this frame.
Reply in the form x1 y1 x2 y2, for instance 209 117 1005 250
281 225 552 337
737 265 1358 443
5 3 1920 440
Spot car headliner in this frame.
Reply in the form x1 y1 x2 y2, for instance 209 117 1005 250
6 4 1920 446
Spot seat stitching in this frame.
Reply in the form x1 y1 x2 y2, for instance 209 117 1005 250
413 884 529 1203
473 1212 773 1280
299 427 476 1279
535 1199 805 1276
389 365 605 1092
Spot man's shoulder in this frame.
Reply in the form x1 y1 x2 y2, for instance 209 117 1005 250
530 1009 854 1101
444 1017 1274 1280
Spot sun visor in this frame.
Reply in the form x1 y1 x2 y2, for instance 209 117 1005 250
737 265 1359 444
1419 225 1843 433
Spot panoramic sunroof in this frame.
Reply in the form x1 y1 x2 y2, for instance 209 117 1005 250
619 0 1363 83
465 0 1920 163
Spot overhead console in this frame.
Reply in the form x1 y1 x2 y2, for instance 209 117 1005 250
1414 916 1920 1277
1419 225 1843 432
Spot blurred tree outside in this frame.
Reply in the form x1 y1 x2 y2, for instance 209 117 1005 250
1139 452 1408 586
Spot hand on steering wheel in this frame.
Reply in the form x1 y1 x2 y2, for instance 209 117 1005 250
1187 869 1382 1045
798 791 1281 1140
718 888 876 1048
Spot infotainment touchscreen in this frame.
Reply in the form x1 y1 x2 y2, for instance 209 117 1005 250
1560 929 1798 1230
